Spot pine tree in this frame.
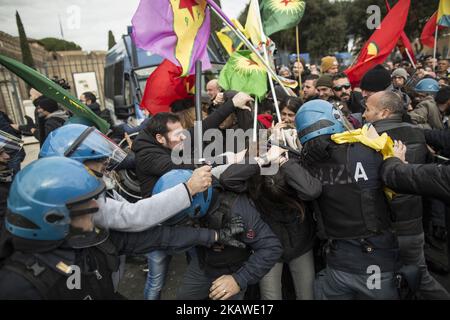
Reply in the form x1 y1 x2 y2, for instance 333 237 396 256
16 11 35 69
108 30 117 50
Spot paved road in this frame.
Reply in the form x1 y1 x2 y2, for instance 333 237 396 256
21 143 450 300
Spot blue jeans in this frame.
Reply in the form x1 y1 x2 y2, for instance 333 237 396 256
314 266 399 300
144 250 172 300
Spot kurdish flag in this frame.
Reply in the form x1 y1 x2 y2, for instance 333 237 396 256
260 0 306 36
246 0 267 47
219 50 268 100
216 19 248 55
132 0 211 76
438 0 450 27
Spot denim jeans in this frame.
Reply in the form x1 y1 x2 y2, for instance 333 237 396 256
314 266 399 300
398 232 450 299
144 250 172 300
177 254 246 300
259 250 315 300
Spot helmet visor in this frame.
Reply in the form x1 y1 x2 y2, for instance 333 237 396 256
0 130 23 153
65 127 127 170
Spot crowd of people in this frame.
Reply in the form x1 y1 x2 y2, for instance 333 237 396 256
0 51 450 300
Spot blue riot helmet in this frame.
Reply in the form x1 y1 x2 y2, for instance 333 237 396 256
153 169 213 226
5 157 106 241
295 100 347 144
39 124 126 171
414 78 439 95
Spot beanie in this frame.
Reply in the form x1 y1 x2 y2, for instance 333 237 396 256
360 64 391 92
321 56 338 73
391 68 409 80
316 74 334 88
37 97 59 113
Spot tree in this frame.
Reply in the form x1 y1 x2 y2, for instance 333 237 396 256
38 38 82 51
16 11 35 69
108 30 117 50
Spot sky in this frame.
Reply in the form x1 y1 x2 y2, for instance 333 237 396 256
0 0 250 51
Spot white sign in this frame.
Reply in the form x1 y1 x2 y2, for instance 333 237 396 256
73 72 99 100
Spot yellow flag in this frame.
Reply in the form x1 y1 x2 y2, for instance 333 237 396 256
216 19 248 55
438 0 450 26
331 125 394 160
170 0 208 76
245 0 267 47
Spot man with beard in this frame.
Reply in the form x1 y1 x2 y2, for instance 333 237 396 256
332 73 364 114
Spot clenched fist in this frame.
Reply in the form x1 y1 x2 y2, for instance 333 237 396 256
186 165 212 196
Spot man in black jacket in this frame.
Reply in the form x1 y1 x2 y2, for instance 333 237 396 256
132 92 254 197
32 98 68 144
80 92 101 116
364 91 450 299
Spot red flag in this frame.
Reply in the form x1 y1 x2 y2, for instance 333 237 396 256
421 11 439 48
345 0 411 87
140 59 195 115
385 0 416 63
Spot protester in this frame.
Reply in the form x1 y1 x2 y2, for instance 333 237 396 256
320 56 339 75
302 75 319 102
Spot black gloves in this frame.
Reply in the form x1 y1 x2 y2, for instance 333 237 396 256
19 116 36 136
216 216 246 249
300 135 332 166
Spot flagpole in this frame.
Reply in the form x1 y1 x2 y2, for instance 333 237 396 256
252 0 282 122
295 26 303 93
195 60 204 163
253 99 258 142
208 5 292 97
404 48 416 69
433 25 439 71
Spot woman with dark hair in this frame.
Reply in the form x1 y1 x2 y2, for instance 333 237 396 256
219 142 322 300
280 97 303 126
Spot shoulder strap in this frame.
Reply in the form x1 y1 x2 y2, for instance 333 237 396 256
3 252 65 299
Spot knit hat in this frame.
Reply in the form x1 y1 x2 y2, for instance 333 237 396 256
316 74 334 88
360 64 391 92
321 56 338 73
391 68 409 80
36 97 59 113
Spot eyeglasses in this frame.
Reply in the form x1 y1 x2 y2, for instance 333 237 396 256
333 84 351 91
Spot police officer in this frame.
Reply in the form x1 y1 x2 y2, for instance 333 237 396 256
39 124 214 231
0 130 23 225
363 91 450 299
151 169 283 300
296 100 400 300
0 157 246 299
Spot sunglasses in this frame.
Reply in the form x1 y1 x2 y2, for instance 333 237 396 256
333 84 351 91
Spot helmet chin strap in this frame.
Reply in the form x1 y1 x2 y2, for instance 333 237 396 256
0 168 13 183
66 226 109 249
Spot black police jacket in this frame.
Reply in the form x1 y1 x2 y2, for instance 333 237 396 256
381 157 450 205
219 161 322 262
373 116 431 236
424 128 450 158
0 225 216 299
305 141 391 240
0 182 10 227
197 190 283 291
